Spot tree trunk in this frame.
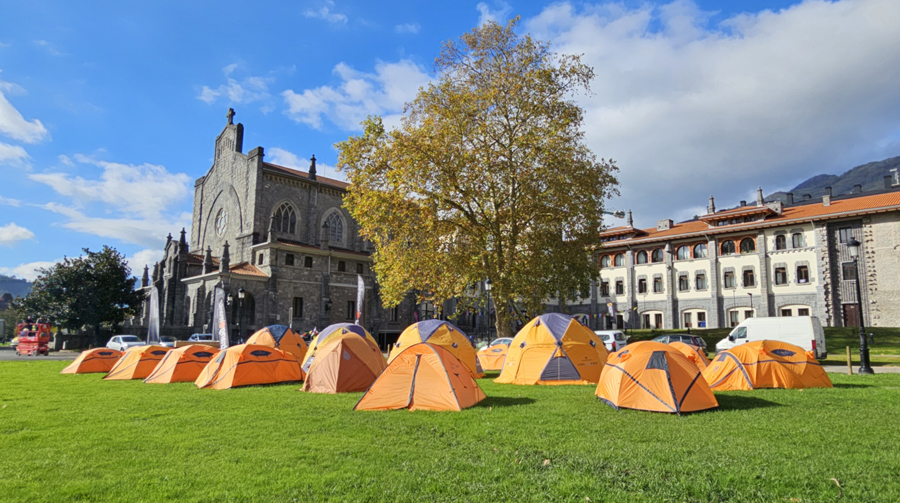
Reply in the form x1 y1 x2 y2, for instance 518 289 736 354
495 302 514 339
94 323 102 348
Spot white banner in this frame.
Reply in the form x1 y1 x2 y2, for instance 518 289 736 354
213 286 230 350
355 274 365 325
147 286 160 345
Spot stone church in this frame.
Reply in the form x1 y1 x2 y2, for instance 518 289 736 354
134 109 420 346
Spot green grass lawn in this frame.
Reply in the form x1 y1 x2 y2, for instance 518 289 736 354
2 362 900 502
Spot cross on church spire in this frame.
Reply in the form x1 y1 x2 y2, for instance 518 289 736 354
226 108 235 125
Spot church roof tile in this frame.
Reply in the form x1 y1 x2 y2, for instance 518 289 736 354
264 162 350 190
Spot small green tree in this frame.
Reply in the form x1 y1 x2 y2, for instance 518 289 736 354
337 19 619 337
13 246 144 345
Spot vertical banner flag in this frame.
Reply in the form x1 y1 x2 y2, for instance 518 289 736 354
147 286 160 344
355 274 365 325
213 285 230 350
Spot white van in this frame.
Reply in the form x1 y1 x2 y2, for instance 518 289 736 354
593 330 629 352
715 316 827 359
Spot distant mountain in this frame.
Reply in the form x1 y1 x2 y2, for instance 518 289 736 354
0 274 32 298
768 156 900 202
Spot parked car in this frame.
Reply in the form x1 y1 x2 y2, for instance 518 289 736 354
188 333 215 342
652 334 707 349
106 335 147 352
10 336 18 349
594 330 630 352
488 337 513 347
159 336 176 348
715 316 826 359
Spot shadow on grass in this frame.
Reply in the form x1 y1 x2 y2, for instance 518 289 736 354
715 394 782 411
477 396 536 408
832 383 875 389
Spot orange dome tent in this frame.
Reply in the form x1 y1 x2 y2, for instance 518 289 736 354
301 323 380 373
302 332 387 394
104 346 172 380
388 320 483 378
61 348 123 374
195 344 304 390
495 313 608 385
246 325 308 361
668 341 711 370
144 345 220 384
596 342 718 414
703 340 833 391
354 343 486 411
477 341 510 372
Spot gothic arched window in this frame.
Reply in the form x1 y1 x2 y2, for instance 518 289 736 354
273 203 297 234
325 212 344 242
740 238 756 254
636 250 648 264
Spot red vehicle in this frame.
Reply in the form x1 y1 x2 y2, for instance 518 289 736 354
15 322 52 356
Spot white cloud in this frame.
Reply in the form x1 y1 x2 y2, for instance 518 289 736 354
268 147 342 180
126 248 164 277
477 1 512 25
395 23 421 34
0 72 49 144
223 63 239 77
0 141 29 168
0 222 35 246
304 1 348 24
32 40 65 56
39 202 191 248
28 155 192 247
0 260 59 282
282 59 431 130
57 154 74 166
0 195 20 206
197 64 273 106
521 0 900 226
29 156 191 220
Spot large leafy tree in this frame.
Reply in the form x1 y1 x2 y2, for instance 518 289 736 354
337 19 619 337
13 246 144 344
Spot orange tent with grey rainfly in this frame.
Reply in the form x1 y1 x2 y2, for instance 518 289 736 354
703 340 832 391
301 323 379 373
143 345 220 384
596 342 717 414
668 341 711 371
302 331 386 394
354 343 486 411
476 341 510 372
494 313 608 385
388 320 483 378
195 344 304 390
104 346 172 380
246 325 308 361
61 348 123 374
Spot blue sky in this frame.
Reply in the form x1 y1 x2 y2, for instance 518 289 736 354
2 0 899 281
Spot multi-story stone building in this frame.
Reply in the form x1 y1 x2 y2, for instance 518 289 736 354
134 110 420 346
563 181 900 330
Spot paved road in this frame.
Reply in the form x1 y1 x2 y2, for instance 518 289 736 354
0 347 77 361
823 365 900 374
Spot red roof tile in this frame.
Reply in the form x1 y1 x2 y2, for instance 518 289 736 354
602 191 900 247
186 252 220 266
264 162 350 190
229 262 268 277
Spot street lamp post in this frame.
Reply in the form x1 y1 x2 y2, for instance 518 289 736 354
484 278 493 344
748 293 753 318
237 287 246 345
847 238 874 374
